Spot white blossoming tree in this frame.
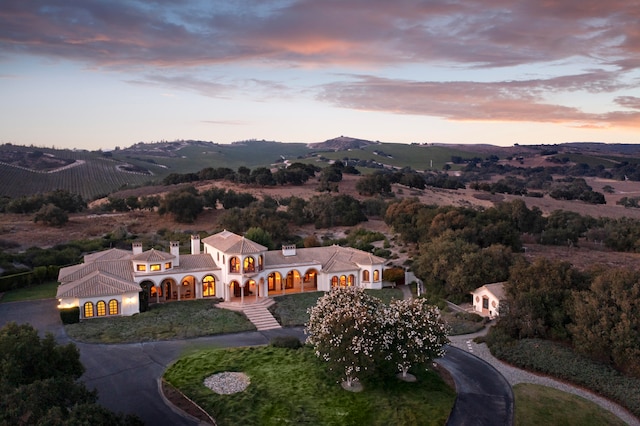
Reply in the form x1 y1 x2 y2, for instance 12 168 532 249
387 298 449 379
305 288 391 389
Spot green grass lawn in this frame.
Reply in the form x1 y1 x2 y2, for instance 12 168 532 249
513 383 627 426
0 281 58 303
164 345 456 426
270 288 405 327
65 300 255 343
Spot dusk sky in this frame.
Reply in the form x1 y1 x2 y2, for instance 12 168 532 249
1 0 639 150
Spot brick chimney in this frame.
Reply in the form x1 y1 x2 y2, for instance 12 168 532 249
170 241 180 266
191 234 201 255
132 242 143 255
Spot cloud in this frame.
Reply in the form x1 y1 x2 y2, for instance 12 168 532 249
1 0 638 69
318 73 640 128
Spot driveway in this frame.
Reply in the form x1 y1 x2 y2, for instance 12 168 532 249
0 299 513 426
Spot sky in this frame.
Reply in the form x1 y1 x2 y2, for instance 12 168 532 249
1 0 639 150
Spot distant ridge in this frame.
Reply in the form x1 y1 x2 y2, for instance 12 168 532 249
308 136 377 150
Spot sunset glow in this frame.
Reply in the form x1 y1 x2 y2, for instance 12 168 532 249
0 0 638 149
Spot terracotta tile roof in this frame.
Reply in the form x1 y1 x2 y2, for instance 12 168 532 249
131 249 175 262
202 230 267 254
84 248 131 263
175 254 219 271
56 270 141 298
58 260 133 283
264 245 385 271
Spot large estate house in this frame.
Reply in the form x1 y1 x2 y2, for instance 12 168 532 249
56 230 387 319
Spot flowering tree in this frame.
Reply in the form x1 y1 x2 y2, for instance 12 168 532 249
305 288 391 388
388 298 449 379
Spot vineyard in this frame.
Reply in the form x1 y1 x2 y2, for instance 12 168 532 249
0 147 157 200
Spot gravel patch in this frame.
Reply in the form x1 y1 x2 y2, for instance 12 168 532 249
204 372 250 395
448 331 640 426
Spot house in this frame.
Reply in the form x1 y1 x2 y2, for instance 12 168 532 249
470 282 505 318
56 230 386 319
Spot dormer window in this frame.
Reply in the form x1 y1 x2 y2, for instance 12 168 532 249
136 264 147 272
150 264 161 272
164 262 172 269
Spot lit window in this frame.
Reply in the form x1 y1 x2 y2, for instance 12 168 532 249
108 299 119 315
244 257 255 273
150 264 161 271
340 275 347 287
230 257 240 273
373 270 380 281
203 275 216 297
84 302 94 318
136 264 146 272
258 255 264 271
164 262 172 269
363 270 370 281
348 275 354 286
331 276 339 287
96 301 106 316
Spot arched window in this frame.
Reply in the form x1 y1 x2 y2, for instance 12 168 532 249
84 302 94 318
229 257 240 273
331 276 339 287
268 273 281 291
362 270 370 281
373 269 380 281
244 256 255 273
340 275 347 287
258 255 264 271
203 275 216 297
96 300 106 316
348 275 355 287
108 299 119 315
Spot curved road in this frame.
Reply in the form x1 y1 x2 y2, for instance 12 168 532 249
0 299 513 425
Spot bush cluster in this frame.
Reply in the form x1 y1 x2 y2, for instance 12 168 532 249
485 332 640 418
269 336 303 350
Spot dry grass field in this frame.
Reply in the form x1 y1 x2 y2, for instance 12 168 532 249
2 174 640 271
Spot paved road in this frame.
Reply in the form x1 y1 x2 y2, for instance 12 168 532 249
0 299 513 425
437 346 514 426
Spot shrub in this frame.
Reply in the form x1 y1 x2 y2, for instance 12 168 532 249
60 307 80 324
269 336 303 350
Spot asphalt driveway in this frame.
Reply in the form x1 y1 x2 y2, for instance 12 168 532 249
0 299 513 426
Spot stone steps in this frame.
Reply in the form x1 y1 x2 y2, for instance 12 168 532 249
218 298 281 331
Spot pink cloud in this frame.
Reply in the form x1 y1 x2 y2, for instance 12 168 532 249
0 0 638 69
318 74 640 128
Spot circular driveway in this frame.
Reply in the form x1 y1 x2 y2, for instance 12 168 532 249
0 299 513 425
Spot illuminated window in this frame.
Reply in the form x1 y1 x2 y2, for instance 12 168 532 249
164 262 172 269
340 275 347 287
108 299 119 315
244 256 255 273
268 273 281 291
84 302 94 318
373 270 380 281
150 264 161 271
331 276 339 287
203 275 216 297
258 255 264 271
136 264 146 272
348 275 355 286
363 270 370 281
150 285 163 297
230 257 240 273
96 300 106 316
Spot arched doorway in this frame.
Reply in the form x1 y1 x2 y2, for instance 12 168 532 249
267 272 282 293
139 280 155 311
180 276 196 300
202 275 216 298
162 278 176 301
303 269 318 292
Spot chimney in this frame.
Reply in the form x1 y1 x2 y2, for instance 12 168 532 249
132 242 143 255
170 241 180 266
191 234 201 255
282 244 296 257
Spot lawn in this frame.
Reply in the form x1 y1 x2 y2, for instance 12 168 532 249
164 345 456 426
270 288 404 326
65 300 255 343
513 383 627 426
0 281 58 303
